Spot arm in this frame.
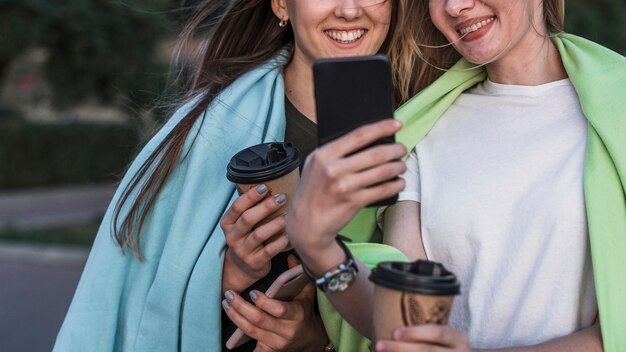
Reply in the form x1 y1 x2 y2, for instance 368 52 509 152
383 148 426 261
287 119 407 339
375 323 602 352
383 201 426 261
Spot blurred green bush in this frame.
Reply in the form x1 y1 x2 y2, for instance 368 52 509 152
0 119 140 189
565 0 626 55
0 0 172 110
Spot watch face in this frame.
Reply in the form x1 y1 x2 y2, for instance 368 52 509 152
327 270 356 292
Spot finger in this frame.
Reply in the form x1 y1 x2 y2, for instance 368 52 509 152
335 160 406 194
393 325 469 348
322 119 402 158
233 193 288 240
250 231 290 266
241 212 287 253
221 184 270 226
250 290 295 320
226 290 279 332
337 143 407 175
352 177 406 207
375 340 450 352
249 286 312 321
223 293 278 342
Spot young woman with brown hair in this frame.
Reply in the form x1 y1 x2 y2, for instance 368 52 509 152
54 1 447 351
286 0 625 350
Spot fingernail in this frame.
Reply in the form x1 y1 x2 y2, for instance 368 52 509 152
225 290 234 302
393 329 402 340
222 299 230 310
256 184 268 194
249 290 257 302
392 120 401 128
275 194 287 204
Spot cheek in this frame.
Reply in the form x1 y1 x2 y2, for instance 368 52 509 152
374 4 392 36
428 3 447 35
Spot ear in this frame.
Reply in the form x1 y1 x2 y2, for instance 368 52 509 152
271 0 289 21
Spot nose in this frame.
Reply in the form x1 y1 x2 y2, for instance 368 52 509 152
445 0 474 17
334 0 363 20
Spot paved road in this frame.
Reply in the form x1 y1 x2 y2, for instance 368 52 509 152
0 184 110 352
0 261 84 351
0 183 116 230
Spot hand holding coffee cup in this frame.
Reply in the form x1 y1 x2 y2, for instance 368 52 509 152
226 142 301 240
369 260 460 342
220 142 301 291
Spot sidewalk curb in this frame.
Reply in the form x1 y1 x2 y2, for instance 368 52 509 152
0 241 90 268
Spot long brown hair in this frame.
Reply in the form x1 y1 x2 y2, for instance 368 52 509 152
113 0 445 259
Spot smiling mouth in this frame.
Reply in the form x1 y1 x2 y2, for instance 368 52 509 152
324 29 366 44
458 17 494 35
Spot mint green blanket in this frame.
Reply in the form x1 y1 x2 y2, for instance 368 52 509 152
54 55 289 351
325 34 626 351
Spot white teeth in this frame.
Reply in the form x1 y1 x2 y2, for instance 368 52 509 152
459 17 494 35
324 29 365 43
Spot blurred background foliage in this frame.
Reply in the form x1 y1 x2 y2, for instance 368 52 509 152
0 0 173 110
565 0 625 55
0 0 624 190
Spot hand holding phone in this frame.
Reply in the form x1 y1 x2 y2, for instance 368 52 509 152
313 55 398 206
225 265 310 349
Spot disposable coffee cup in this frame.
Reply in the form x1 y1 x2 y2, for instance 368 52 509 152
369 260 460 342
226 142 301 230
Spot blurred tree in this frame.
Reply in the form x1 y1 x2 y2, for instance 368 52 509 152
0 0 173 110
0 0 50 85
565 0 626 55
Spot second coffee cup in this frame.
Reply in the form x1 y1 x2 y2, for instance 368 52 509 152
369 260 461 342
226 142 301 230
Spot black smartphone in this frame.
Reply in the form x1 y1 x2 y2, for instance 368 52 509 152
313 54 398 206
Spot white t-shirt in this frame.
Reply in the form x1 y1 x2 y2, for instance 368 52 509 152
398 79 597 348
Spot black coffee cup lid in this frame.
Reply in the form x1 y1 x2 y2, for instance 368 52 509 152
369 260 460 296
226 142 301 184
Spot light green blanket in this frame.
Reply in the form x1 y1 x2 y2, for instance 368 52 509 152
323 34 626 351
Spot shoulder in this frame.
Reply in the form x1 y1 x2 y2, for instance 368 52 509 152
555 33 626 71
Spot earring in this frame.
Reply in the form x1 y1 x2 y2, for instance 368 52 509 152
279 19 288 27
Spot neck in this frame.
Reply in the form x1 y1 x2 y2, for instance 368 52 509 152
284 55 316 122
486 35 568 85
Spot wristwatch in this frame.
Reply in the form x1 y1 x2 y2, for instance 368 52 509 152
301 237 358 293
